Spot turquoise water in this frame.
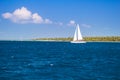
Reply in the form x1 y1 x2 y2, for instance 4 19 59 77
0 41 120 80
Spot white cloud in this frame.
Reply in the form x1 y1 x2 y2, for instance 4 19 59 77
67 20 76 26
13 7 31 20
2 7 91 28
70 20 75 24
2 12 12 19
67 20 91 28
32 13 43 23
81 24 91 28
2 7 52 24
44 19 53 24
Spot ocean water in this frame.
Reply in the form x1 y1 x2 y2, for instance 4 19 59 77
0 41 120 80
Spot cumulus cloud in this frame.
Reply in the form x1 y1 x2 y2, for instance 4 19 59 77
67 20 76 26
32 13 43 23
81 24 91 28
2 7 52 24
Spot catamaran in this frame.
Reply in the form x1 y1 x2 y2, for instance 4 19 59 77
71 24 86 43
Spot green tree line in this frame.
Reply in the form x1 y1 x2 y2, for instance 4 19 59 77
33 36 120 41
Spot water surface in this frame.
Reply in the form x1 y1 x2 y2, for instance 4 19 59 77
0 41 120 80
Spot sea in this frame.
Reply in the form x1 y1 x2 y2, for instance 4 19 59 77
0 41 120 80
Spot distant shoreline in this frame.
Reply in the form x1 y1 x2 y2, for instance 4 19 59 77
0 40 120 43
0 36 120 42
33 36 120 42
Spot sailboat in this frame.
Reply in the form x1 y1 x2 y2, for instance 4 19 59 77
71 24 86 43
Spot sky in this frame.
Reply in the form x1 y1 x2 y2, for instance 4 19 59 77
0 0 120 40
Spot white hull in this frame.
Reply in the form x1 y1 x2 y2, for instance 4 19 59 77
71 41 86 43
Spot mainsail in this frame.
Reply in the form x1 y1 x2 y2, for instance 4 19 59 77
73 26 77 41
73 24 83 41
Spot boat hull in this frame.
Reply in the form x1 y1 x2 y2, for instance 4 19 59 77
71 41 86 43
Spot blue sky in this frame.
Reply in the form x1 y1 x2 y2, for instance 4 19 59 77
0 0 120 40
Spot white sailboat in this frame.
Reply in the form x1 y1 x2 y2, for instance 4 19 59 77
71 24 86 43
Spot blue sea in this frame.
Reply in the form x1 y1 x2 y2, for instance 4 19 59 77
0 41 120 80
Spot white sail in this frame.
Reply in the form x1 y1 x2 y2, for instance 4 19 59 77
77 24 83 40
73 27 77 41
71 24 86 43
73 24 83 41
